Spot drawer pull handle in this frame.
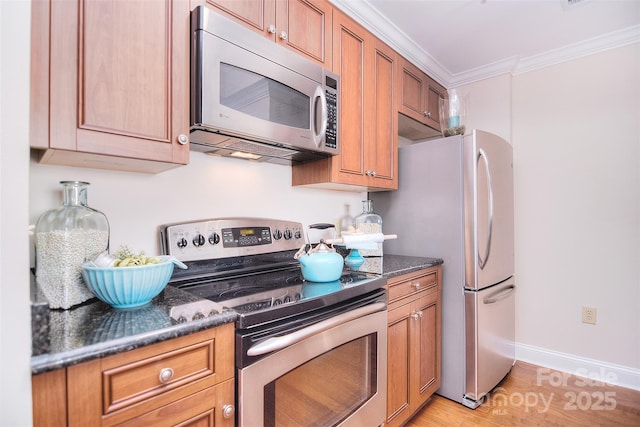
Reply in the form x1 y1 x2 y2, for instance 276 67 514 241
159 367 174 384
412 282 420 290
223 404 235 419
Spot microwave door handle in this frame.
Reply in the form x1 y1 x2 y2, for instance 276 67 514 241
247 301 386 356
312 86 327 148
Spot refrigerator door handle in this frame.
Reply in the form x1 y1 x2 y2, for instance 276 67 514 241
483 284 516 304
477 148 494 269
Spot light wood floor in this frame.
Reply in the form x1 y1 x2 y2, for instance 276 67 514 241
406 361 640 426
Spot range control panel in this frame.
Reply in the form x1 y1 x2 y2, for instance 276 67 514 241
160 218 305 262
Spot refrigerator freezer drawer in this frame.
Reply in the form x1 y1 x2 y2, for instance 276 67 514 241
464 278 516 407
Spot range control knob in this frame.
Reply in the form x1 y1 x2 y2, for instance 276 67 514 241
294 230 302 239
176 237 188 248
208 232 220 245
283 229 292 240
273 229 283 240
193 234 205 247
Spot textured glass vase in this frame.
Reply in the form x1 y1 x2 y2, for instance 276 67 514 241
35 181 110 309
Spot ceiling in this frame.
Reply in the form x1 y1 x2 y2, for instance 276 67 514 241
332 0 640 87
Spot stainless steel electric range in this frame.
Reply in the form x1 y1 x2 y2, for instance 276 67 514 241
160 217 388 427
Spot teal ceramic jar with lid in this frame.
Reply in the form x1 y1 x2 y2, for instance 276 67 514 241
35 181 110 309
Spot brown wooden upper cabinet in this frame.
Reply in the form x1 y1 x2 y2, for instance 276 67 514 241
398 57 447 135
204 0 332 68
30 0 190 173
292 9 398 191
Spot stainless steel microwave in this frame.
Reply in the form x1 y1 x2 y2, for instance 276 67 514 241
190 6 339 165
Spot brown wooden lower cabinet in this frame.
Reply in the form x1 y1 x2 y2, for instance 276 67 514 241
32 323 235 427
386 266 442 427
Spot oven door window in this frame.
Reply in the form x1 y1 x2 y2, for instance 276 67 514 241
238 308 387 427
264 334 377 427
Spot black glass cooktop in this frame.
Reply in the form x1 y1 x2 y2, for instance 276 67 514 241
168 263 385 329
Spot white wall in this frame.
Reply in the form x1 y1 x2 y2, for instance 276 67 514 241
29 156 365 262
451 73 512 142
512 44 639 369
458 44 640 388
1 1 34 425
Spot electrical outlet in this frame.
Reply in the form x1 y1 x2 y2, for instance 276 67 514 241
582 306 597 325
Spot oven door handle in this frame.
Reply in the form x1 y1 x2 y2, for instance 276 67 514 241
247 301 386 356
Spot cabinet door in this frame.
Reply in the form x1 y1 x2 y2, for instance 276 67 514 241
276 0 332 67
398 58 446 132
204 0 277 36
368 38 397 189
424 75 446 131
41 0 189 173
412 291 441 404
386 300 412 427
32 369 67 427
329 10 369 185
205 0 331 67
398 59 429 124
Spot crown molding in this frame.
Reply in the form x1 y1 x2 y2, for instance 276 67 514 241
512 24 640 75
329 0 450 87
330 0 640 89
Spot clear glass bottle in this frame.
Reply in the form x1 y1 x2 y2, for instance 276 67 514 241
354 200 383 256
339 203 354 234
35 181 110 309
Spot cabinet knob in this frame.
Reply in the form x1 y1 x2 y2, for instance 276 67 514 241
158 367 174 384
222 404 235 419
371 170 377 177
279 31 288 41
411 310 424 320
268 24 276 34
423 111 432 118
177 134 188 145
412 282 420 290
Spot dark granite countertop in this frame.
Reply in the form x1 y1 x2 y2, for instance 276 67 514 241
351 253 443 277
381 254 443 277
30 254 441 375
31 285 237 375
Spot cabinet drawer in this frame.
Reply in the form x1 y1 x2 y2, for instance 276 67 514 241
103 339 215 414
387 269 437 304
116 378 235 427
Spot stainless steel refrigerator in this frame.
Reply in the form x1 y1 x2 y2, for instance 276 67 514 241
371 129 515 409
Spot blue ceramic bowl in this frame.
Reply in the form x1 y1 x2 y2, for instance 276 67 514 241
81 256 175 308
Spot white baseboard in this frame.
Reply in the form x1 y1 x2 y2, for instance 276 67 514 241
516 342 640 392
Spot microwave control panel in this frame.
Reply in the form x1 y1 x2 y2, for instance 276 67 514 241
324 73 339 151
